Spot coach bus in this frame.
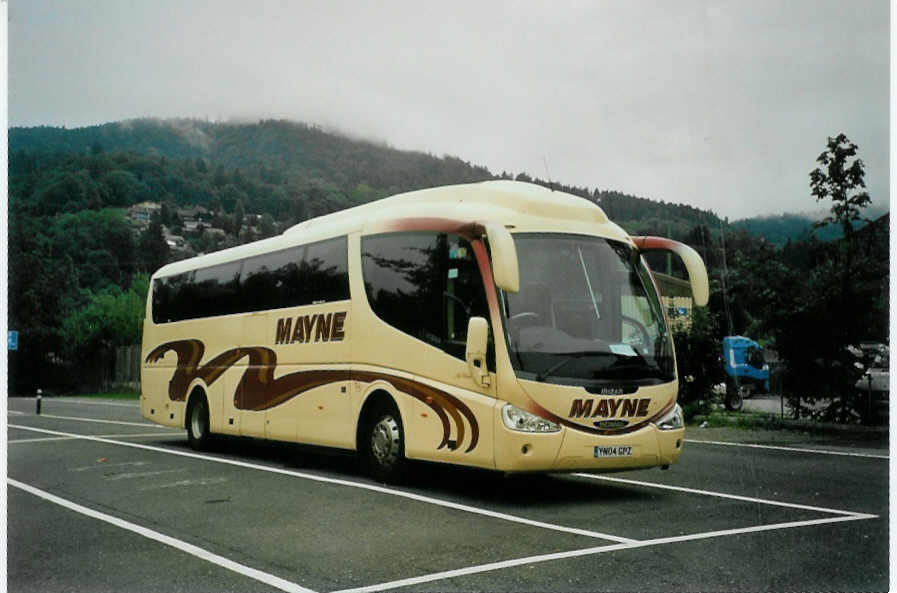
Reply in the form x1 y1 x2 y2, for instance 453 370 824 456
141 180 709 481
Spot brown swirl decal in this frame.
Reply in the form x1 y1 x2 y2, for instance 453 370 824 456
145 340 479 452
354 371 479 453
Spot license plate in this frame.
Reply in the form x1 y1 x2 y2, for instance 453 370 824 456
594 445 633 458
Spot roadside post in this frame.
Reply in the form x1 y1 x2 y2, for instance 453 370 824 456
36 389 42 415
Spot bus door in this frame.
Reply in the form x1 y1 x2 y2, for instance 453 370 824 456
359 230 496 464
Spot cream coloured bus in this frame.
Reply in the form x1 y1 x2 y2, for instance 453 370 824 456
141 180 709 481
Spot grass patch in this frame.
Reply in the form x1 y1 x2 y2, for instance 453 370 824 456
689 410 887 440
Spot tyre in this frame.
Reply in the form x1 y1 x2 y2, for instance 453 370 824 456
362 402 406 483
724 378 744 412
187 395 212 451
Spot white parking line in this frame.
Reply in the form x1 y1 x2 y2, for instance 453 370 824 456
9 410 25 416
104 469 187 481
10 432 182 444
8 478 317 593
8 424 636 544
10 424 881 593
332 514 872 593
70 461 150 472
573 474 876 518
685 438 888 459
40 398 139 407
140 477 229 491
15 413 166 428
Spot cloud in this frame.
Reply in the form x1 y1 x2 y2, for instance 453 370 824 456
8 0 889 219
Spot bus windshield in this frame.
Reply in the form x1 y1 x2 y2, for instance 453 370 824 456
500 233 674 386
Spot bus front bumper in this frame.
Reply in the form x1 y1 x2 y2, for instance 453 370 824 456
493 412 685 473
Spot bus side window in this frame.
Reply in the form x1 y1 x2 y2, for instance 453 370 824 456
303 237 350 304
241 244 306 311
362 232 492 368
153 271 193 323
192 261 243 318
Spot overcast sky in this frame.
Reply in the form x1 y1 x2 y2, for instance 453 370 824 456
8 0 891 219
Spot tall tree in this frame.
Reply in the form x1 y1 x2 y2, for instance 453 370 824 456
801 134 878 420
809 133 871 240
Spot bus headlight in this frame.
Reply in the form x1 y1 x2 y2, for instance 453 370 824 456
501 404 560 433
656 404 684 431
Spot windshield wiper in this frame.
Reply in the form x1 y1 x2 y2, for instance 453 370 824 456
594 354 672 381
536 351 608 382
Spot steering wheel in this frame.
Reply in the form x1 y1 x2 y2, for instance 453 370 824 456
507 312 541 350
621 315 651 352
510 311 540 322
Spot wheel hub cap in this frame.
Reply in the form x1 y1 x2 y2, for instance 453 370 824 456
371 416 399 465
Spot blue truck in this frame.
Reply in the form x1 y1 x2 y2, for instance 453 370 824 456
722 336 770 411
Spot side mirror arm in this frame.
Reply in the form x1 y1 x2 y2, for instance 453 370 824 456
465 316 491 387
632 236 710 306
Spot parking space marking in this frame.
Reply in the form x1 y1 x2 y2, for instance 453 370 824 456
9 424 636 544
8 477 317 593
10 423 882 593
9 410 25 416
105 468 187 481
686 439 888 460
573 474 876 518
337 474 877 592
13 413 167 428
70 461 151 472
10 432 182 444
333 514 873 593
140 477 229 491
33 398 139 408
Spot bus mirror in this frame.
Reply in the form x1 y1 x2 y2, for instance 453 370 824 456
632 236 710 307
484 223 519 293
465 316 490 387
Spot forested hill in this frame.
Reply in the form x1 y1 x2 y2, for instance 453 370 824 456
9 118 723 235
731 209 889 245
9 119 495 196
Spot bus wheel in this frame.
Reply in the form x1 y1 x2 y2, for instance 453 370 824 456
187 395 211 451
363 403 405 483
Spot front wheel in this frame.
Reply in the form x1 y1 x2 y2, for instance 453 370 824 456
363 403 406 483
724 379 744 412
187 396 212 451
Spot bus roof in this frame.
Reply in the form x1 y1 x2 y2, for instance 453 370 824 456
152 180 630 279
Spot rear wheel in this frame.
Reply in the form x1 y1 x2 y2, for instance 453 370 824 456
363 402 405 483
187 395 212 451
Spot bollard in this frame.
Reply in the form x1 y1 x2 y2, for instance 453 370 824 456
36 389 42 415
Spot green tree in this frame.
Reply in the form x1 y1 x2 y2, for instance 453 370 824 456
233 200 246 236
810 133 871 239
791 134 880 421
259 212 276 238
138 213 170 274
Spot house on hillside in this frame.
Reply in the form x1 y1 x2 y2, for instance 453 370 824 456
177 205 211 231
127 202 161 227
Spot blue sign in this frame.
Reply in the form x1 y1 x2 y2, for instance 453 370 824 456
8 331 19 351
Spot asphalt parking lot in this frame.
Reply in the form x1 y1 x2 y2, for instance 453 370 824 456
7 397 890 592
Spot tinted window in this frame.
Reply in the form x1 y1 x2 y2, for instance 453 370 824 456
152 236 349 323
362 232 491 364
193 261 242 317
152 271 194 323
304 238 350 304
241 245 305 311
